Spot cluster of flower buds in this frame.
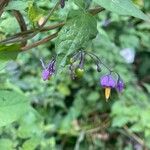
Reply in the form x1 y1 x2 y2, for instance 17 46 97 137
40 50 124 101
69 51 85 79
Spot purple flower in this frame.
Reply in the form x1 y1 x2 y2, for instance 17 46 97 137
116 79 124 92
100 74 116 101
100 74 124 100
100 74 116 88
40 58 55 81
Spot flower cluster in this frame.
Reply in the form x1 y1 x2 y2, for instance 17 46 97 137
40 50 124 101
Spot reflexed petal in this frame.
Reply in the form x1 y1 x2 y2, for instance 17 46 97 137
42 69 50 81
116 79 124 92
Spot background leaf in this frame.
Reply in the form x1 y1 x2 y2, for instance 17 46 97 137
0 44 21 60
93 0 149 20
0 90 30 127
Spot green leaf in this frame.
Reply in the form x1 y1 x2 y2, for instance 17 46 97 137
0 139 13 150
74 0 86 9
5 0 28 11
143 83 150 94
28 2 45 25
55 11 97 72
22 137 40 150
0 17 19 34
0 61 8 71
130 123 143 132
112 116 130 127
0 44 21 60
93 0 149 21
132 0 144 8
0 90 30 127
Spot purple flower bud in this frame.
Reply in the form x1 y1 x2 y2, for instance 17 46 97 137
100 74 116 88
116 79 124 92
60 0 65 8
40 58 55 81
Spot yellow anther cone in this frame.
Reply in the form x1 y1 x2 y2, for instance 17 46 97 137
105 87 111 101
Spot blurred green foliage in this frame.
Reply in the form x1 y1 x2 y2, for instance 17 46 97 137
0 0 150 149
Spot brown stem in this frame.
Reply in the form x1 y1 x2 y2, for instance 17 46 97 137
0 22 64 44
88 7 105 15
0 6 103 45
12 10 27 46
123 126 146 147
0 0 9 17
21 32 58 51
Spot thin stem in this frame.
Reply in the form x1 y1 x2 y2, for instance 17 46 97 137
79 51 85 69
21 32 58 51
0 1 61 46
39 1 60 28
0 0 9 17
85 51 112 72
12 10 27 46
123 126 145 147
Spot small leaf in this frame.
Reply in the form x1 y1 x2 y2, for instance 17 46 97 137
0 90 30 127
0 44 21 60
28 2 45 25
93 0 149 21
22 137 40 150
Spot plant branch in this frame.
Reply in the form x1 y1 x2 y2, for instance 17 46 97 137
123 126 145 147
0 0 9 17
0 22 64 44
0 1 61 45
12 10 27 46
21 32 58 51
0 5 104 52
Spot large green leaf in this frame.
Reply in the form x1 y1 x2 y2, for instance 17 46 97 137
94 0 149 21
0 90 30 127
55 11 97 72
0 44 20 60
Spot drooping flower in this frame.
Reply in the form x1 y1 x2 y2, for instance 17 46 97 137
116 78 124 92
40 58 55 81
100 74 116 100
